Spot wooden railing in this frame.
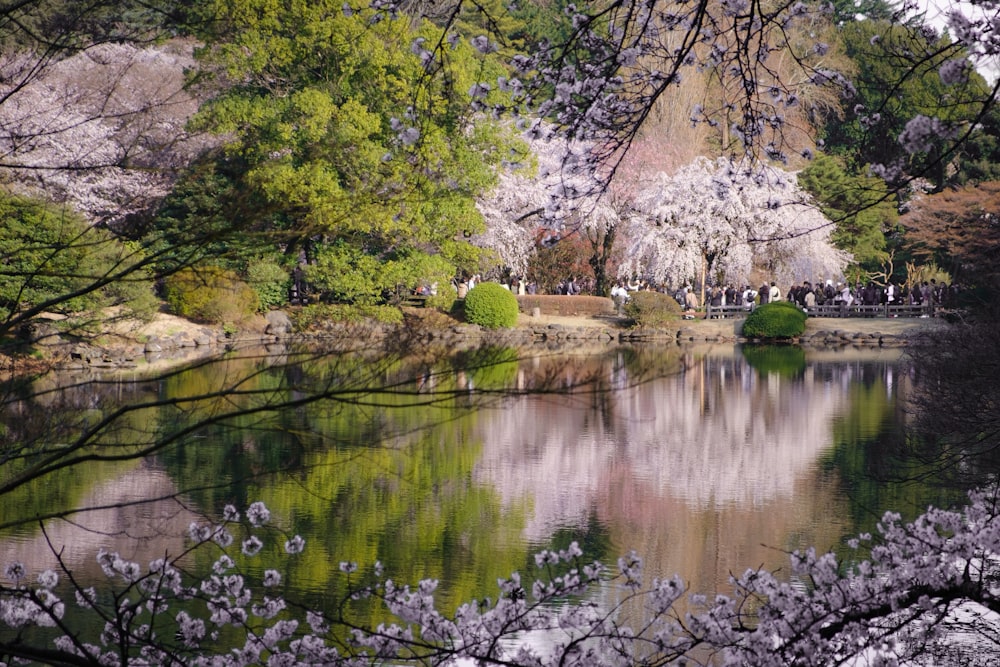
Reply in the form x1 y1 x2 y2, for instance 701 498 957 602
705 304 755 319
704 302 940 319
806 303 937 318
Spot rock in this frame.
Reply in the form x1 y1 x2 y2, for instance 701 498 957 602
265 310 294 336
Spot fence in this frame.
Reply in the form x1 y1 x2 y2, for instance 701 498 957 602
705 302 940 320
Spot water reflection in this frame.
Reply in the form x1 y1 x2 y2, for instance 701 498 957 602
0 343 920 613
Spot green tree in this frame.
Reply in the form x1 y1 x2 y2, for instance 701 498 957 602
950 105 1000 186
185 0 521 305
0 193 157 327
798 154 899 275
821 20 988 189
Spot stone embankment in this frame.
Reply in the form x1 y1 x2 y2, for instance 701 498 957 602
23 309 949 377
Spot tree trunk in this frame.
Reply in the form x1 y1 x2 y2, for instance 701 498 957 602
587 223 617 297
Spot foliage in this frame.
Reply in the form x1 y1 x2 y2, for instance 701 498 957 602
187 0 522 305
304 243 455 307
951 106 1000 186
526 232 593 295
163 265 259 324
820 20 988 188
462 282 519 328
900 182 1000 287
742 301 807 339
0 192 157 325
245 257 291 311
142 154 268 274
292 304 405 329
797 154 898 274
622 290 683 327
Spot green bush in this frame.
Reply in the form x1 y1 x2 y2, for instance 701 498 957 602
245 258 291 310
163 266 259 324
622 291 683 327
292 303 404 329
463 282 519 329
741 301 807 338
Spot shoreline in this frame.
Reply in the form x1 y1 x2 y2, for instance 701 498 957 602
6 309 951 380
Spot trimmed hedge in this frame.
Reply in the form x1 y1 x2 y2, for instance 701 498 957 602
516 295 616 317
741 301 807 338
623 291 683 327
464 282 519 329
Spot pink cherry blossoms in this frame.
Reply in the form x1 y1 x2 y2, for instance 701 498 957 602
4 488 1000 664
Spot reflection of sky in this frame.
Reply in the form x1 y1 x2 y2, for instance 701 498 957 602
474 350 872 542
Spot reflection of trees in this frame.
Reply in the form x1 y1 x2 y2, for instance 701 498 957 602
473 351 901 591
477 351 852 522
0 465 198 578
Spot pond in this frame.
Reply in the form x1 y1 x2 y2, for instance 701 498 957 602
0 339 962 639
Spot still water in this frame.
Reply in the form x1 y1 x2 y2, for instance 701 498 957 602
0 341 957 621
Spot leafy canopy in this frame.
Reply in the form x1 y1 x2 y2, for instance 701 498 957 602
187 0 524 303
798 154 898 273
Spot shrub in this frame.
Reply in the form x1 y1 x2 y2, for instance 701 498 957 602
163 266 259 324
516 295 615 317
292 303 404 329
463 282 519 328
623 290 683 327
741 301 807 338
245 257 291 310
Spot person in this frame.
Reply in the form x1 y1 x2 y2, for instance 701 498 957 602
611 282 628 313
457 280 469 299
840 282 853 315
769 281 781 302
759 283 770 305
566 276 581 295
684 287 699 319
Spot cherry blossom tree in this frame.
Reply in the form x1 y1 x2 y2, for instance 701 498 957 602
0 41 209 230
622 156 850 299
5 487 1000 665
475 129 619 283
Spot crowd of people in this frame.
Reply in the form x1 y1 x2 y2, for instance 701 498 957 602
447 271 959 318
701 278 960 313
